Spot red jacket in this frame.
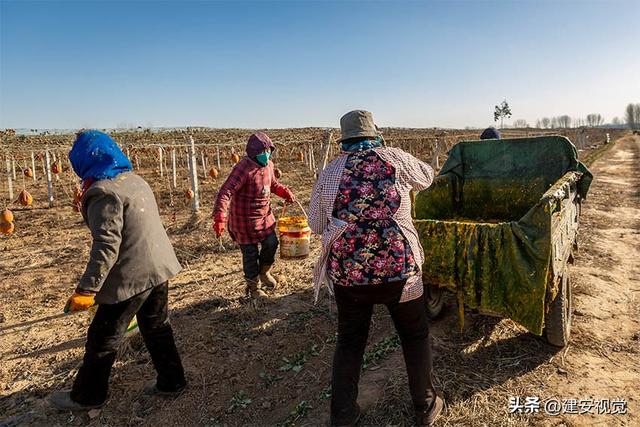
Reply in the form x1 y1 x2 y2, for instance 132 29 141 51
213 132 292 245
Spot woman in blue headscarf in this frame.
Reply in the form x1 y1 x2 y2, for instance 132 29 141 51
49 130 187 411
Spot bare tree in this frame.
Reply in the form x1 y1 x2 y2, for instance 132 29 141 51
586 113 604 127
541 117 551 129
574 117 585 128
550 117 559 128
513 119 528 128
557 115 572 128
611 117 622 126
626 103 640 130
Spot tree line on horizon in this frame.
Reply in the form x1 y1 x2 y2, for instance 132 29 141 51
494 100 640 130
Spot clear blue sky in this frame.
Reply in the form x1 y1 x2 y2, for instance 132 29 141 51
1 0 638 129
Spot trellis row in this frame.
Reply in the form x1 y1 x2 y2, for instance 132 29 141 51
2 135 449 205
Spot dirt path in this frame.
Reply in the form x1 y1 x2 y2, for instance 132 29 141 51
536 135 640 426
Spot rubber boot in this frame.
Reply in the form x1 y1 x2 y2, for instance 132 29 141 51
245 277 267 299
259 264 278 291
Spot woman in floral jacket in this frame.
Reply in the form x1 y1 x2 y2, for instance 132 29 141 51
309 110 444 426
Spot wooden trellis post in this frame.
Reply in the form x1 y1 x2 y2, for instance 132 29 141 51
5 157 13 201
11 158 16 180
187 136 200 212
431 139 441 170
317 131 333 178
158 147 164 177
31 151 37 181
200 150 206 176
171 148 177 189
216 146 221 170
52 152 60 181
45 149 54 207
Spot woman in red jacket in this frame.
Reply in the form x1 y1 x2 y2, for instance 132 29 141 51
213 132 295 299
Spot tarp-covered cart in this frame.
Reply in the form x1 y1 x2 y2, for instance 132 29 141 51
413 136 592 346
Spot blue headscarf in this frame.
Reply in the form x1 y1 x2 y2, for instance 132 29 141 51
69 130 133 181
341 136 384 152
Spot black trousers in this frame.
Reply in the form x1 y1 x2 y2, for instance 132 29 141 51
331 282 436 425
239 231 279 279
71 282 186 406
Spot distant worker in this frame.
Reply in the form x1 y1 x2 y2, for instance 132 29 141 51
480 126 501 140
48 130 186 411
309 110 444 426
213 132 295 300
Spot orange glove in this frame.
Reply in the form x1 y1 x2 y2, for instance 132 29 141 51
64 291 96 313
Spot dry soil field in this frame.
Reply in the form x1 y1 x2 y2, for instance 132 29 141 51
1 128 636 427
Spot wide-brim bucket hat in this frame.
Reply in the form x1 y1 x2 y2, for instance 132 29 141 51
338 110 382 142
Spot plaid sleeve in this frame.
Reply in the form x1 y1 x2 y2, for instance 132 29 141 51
392 148 434 191
309 172 326 235
213 161 248 220
269 163 291 199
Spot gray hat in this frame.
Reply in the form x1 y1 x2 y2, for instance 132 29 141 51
339 110 381 142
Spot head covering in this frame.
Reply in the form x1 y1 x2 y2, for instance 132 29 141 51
341 137 383 153
69 130 132 181
246 131 276 158
339 110 382 142
480 127 501 140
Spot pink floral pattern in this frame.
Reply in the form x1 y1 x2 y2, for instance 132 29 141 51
327 151 417 286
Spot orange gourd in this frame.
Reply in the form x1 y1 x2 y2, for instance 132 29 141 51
231 153 240 164
23 168 33 178
1 208 13 223
0 221 14 235
208 167 219 179
18 190 33 206
185 189 194 199
52 161 62 174
274 168 282 179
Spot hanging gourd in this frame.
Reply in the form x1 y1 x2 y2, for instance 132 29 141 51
23 167 33 178
0 221 14 235
1 208 13 223
208 167 219 179
52 161 62 174
185 189 195 199
231 153 240 164
18 190 33 206
274 168 282 179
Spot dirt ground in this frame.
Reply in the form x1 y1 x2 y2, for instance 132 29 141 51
1 133 637 426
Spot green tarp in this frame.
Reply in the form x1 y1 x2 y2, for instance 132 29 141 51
414 136 592 334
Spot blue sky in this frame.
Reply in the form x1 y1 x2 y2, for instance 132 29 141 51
1 0 638 129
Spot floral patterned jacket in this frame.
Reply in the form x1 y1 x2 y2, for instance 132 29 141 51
309 147 434 303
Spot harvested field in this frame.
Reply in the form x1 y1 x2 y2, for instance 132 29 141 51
1 128 636 426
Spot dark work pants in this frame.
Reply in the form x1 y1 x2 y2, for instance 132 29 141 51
331 282 436 425
239 231 279 280
71 282 186 406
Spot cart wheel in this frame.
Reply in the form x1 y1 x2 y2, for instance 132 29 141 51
425 284 444 319
544 269 572 347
